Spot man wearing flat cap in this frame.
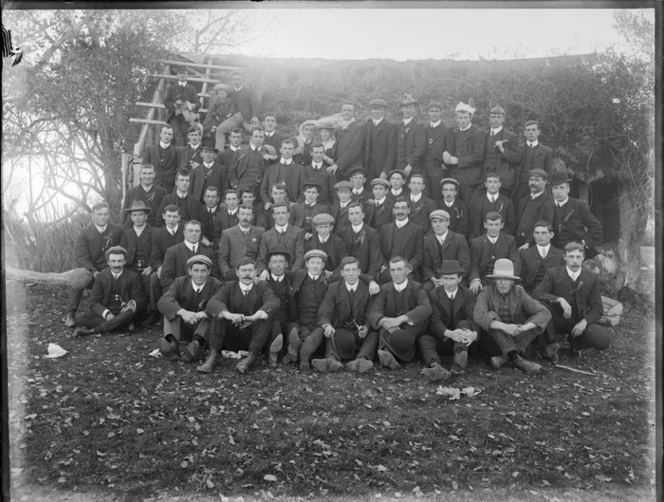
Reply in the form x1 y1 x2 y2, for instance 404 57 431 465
327 101 366 180
164 72 200 147
312 256 378 374
420 260 479 380
515 168 552 248
290 181 329 234
473 259 551 375
438 178 470 238
533 242 610 360
368 256 432 369
538 171 603 257
367 178 394 229
199 257 279 374
423 101 451 200
442 102 486 203
483 106 523 199
396 94 426 179
513 120 553 202
218 203 264 281
73 246 146 337
422 210 470 292
120 201 154 308
304 213 349 278
364 98 398 181
157 254 223 363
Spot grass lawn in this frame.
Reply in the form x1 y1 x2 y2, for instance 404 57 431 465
5 280 657 502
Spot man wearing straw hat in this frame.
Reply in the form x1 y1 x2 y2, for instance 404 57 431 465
442 101 486 203
312 256 378 374
473 258 551 375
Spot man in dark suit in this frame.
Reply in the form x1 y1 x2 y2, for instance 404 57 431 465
157 255 222 363
364 98 398 181
337 203 382 281
214 71 262 149
378 197 424 284
304 213 348 278
122 164 167 228
190 138 226 203
420 260 478 380
348 167 371 205
473 259 551 374
327 102 366 180
367 178 393 230
519 221 564 293
421 210 470 292
539 171 603 258
198 186 221 248
438 178 469 238
120 201 153 308
289 182 329 233
467 172 516 240
260 138 305 206
218 128 244 170
176 125 204 172
312 256 378 373
229 127 275 198
262 113 285 152
164 72 200 147
148 204 184 323
213 188 241 237
396 94 426 178
155 168 200 226
443 102 486 203
218 204 264 281
407 173 437 232
240 187 267 229
515 168 551 248
482 106 523 198
73 246 146 336
329 181 355 231
368 257 432 369
513 120 553 203
199 257 279 374
423 101 451 200
256 203 306 276
533 242 611 360
160 220 219 291
303 143 336 205
63 201 123 327
144 125 179 193
468 212 521 295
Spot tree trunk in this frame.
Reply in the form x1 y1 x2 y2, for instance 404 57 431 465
618 183 646 288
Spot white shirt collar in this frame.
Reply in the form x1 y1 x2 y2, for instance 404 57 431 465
346 282 357 293
308 273 320 281
403 117 413 126
176 190 188 198
265 131 274 137
312 162 323 170
531 190 544 199
352 223 364 233
230 145 240 151
395 218 409 229
490 126 503 135
487 234 499 244
239 282 253 293
159 142 171 149
275 223 288 233
447 288 459 299
459 124 472 132
339 200 351 208
537 244 550 257
556 197 569 207
190 143 200 150
410 192 422 203
436 231 448 244
141 183 154 192
228 208 238 216
111 270 123 279
167 224 179 235
95 224 108 233
234 86 243 92
271 273 284 282
373 117 383 126
318 235 329 243
393 280 409 292
193 281 207 293
444 200 454 207
527 140 539 147
250 144 259 152
430 119 441 128
391 188 403 196
184 241 198 252
133 224 146 236
567 267 581 281
375 196 387 205
487 192 498 203
353 187 364 194
204 162 214 169
280 158 293 165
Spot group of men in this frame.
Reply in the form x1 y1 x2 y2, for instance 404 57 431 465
62 79 610 378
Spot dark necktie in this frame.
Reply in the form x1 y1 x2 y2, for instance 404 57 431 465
449 294 455 312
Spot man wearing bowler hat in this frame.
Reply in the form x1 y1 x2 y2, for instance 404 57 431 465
438 178 470 238
368 256 432 369
420 260 478 380
364 98 398 180
422 210 470 292
443 102 486 203
515 168 552 248
483 106 523 199
473 258 551 375
423 101 451 200
396 94 426 178
157 255 222 363
199 257 279 374
538 171 603 258
312 256 378 374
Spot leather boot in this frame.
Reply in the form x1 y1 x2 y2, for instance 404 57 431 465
513 355 542 375
63 312 76 328
377 349 400 370
181 340 200 363
158 337 180 360
491 355 508 369
346 358 374 374
197 351 219 373
236 353 256 374
420 362 452 381
268 334 283 368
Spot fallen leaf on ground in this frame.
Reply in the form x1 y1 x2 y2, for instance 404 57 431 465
436 387 461 400
264 474 277 481
45 343 68 359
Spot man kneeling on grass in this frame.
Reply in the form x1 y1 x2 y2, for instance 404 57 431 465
73 246 146 337
473 259 551 375
198 257 280 374
156 255 222 363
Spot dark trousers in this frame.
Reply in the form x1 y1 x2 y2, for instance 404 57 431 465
163 317 211 343
418 320 476 365
298 325 325 362
75 309 135 333
209 318 271 356
544 306 611 351
169 115 189 147
149 272 163 312
487 327 539 357
424 166 446 201
326 328 378 362
459 183 481 204
66 276 95 314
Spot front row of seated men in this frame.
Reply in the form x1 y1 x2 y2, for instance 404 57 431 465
71 232 610 378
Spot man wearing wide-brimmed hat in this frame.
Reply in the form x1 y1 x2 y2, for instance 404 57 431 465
396 94 426 179
420 260 478 380
120 201 154 306
538 171 603 258
442 101 486 203
368 256 432 370
157 254 222 363
364 98 398 180
473 258 551 375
